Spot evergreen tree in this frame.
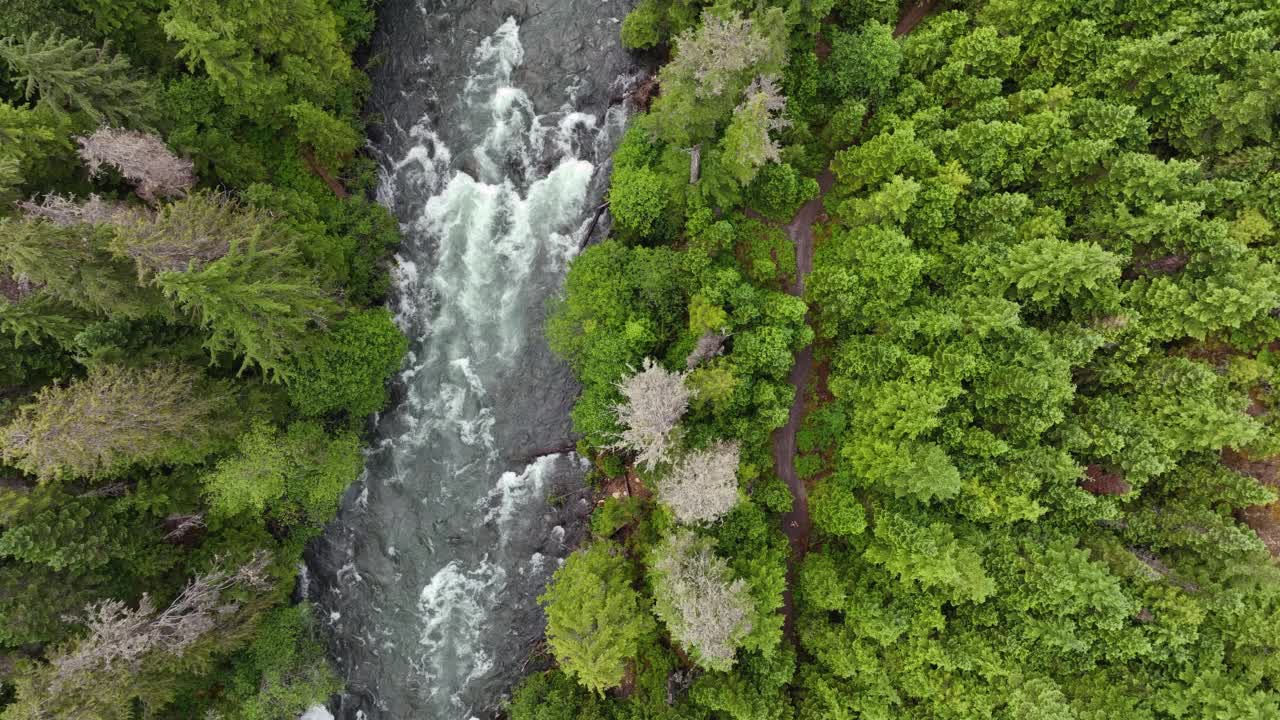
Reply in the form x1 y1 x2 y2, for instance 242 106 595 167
0 32 154 128
155 239 338 381
539 542 653 694
0 363 232 481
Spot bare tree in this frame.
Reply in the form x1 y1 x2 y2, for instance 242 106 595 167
76 128 195 203
657 440 740 524
49 551 271 693
651 529 753 670
612 358 692 470
17 193 142 227
162 513 206 543
663 12 783 99
685 331 726 369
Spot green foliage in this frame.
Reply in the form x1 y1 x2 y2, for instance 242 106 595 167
0 217 156 318
621 0 664 50
809 477 865 537
537 5 1280 715
156 238 338 381
824 21 902 103
0 1 398 715
1 363 232 481
540 542 653 694
162 0 356 127
286 308 406 418
208 604 343 720
0 32 154 128
744 162 819 222
508 669 609 720
286 100 362 171
201 420 361 524
592 495 645 539
610 164 668 238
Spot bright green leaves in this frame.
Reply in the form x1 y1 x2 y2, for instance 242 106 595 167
620 0 663 50
808 224 923 337
864 508 993 603
540 542 653 695
201 420 360 524
285 100 362 171
1002 237 1123 310
1069 357 1263 485
824 21 902 104
810 477 867 538
609 164 668 238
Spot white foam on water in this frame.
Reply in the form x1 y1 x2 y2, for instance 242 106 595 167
338 15 627 716
416 560 509 704
481 454 561 531
300 705 334 720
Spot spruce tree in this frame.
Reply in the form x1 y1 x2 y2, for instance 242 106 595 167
0 363 232 482
0 32 154 128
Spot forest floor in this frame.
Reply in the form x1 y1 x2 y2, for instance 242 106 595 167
772 0 940 639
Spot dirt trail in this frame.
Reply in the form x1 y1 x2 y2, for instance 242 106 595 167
774 169 834 637
773 0 939 639
894 0 940 38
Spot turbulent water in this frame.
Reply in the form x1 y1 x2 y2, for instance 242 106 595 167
305 1 640 717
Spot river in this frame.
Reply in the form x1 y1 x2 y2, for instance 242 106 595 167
304 1 639 717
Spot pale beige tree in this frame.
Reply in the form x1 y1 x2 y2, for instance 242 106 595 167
657 440 741 524
48 552 271 693
612 358 692 470
76 127 195 202
650 529 753 671
685 330 727 369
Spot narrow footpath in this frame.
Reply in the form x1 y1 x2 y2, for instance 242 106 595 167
773 170 832 637
772 0 939 638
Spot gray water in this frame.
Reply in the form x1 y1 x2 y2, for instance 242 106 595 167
305 1 640 717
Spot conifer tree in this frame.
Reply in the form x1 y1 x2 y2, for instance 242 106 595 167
155 239 337 380
540 542 652 695
0 216 153 318
0 363 231 482
0 32 153 128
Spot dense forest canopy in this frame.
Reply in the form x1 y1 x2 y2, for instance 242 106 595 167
0 1 404 717
517 0 1280 718
5 0 1280 717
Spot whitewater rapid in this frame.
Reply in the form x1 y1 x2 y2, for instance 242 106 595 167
306 7 638 718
